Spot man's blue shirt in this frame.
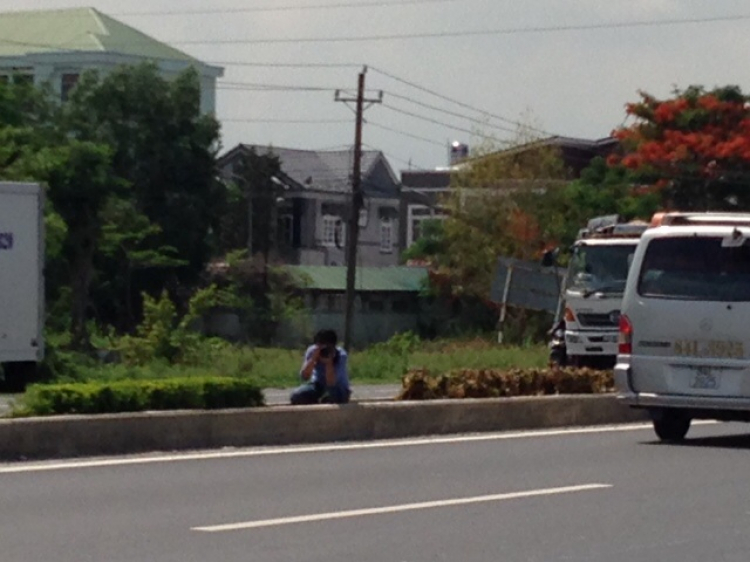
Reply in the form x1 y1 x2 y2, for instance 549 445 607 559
300 345 350 391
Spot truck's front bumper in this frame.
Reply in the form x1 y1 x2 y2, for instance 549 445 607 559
565 330 618 357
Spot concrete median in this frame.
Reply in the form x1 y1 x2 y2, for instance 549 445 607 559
0 395 649 461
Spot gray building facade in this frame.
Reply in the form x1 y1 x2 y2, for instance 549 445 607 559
218 144 403 267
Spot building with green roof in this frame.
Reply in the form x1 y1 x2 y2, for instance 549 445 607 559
0 7 223 113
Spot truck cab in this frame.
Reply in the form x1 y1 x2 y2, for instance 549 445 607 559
551 216 647 369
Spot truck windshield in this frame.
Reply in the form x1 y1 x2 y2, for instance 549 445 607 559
566 244 636 295
638 236 750 301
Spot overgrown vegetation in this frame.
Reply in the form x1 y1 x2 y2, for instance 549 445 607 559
398 367 614 400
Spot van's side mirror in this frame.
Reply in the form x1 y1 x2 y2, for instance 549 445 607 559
541 248 559 268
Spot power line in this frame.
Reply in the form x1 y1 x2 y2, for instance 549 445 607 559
167 13 750 45
207 61 363 69
222 118 351 123
364 143 429 171
115 0 458 17
385 91 517 133
381 102 514 137
218 81 336 91
367 121 447 147
372 67 554 136
216 80 527 137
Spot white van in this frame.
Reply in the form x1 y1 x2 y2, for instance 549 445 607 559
615 212 750 441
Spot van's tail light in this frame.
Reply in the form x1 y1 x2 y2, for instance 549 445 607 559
619 314 633 354
564 307 576 322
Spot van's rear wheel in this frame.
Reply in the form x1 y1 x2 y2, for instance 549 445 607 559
652 410 691 442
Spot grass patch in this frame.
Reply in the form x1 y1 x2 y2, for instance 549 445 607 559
38 334 548 390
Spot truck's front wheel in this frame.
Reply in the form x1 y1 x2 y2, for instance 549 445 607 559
652 410 691 442
549 347 567 367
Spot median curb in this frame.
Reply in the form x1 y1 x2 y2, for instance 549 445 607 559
0 395 649 461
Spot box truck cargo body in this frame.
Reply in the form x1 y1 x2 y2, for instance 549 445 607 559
0 182 44 390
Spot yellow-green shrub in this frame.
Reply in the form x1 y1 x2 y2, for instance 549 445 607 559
17 377 264 416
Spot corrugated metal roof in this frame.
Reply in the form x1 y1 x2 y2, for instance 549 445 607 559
0 8 196 62
288 266 428 292
237 145 387 194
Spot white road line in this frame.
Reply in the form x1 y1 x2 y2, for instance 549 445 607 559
192 483 612 532
0 421 717 474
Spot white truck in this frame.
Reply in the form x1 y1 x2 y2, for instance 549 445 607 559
0 182 44 391
548 215 647 369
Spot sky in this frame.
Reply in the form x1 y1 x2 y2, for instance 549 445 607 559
3 0 750 174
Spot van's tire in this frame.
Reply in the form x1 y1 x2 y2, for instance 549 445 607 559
652 410 691 442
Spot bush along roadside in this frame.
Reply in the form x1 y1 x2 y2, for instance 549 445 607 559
14 377 265 417
398 367 614 400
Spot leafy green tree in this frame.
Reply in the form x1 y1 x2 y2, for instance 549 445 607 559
401 219 446 263
534 157 661 248
219 147 284 260
96 198 187 330
437 137 568 297
38 141 122 348
61 64 222 319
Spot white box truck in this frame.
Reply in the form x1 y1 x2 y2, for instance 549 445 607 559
547 215 647 369
0 182 44 391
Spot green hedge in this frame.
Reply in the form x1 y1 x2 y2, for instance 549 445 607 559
17 377 264 416
398 367 614 400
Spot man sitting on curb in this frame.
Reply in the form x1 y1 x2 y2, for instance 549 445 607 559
290 329 351 405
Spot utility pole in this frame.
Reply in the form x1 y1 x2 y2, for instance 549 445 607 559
335 66 382 350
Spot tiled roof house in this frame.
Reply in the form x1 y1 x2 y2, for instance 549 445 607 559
0 7 223 113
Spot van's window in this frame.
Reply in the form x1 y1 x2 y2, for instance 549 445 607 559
638 236 750 301
566 244 636 295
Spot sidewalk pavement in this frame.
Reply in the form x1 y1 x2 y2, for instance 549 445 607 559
264 384 402 406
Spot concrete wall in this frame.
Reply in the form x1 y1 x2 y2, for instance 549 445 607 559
0 396 650 461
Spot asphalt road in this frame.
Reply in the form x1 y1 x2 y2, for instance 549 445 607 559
2 421 750 562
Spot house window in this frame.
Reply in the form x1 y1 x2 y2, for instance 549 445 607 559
2 69 33 86
326 294 345 312
407 204 447 246
322 214 345 247
277 213 294 246
358 207 368 228
61 73 79 102
379 217 393 253
392 299 413 313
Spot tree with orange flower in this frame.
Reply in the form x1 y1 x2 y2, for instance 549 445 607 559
611 85 750 210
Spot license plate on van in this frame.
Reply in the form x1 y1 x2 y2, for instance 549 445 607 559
674 340 745 359
691 367 721 390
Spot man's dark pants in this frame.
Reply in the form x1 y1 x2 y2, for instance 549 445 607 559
290 381 350 405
